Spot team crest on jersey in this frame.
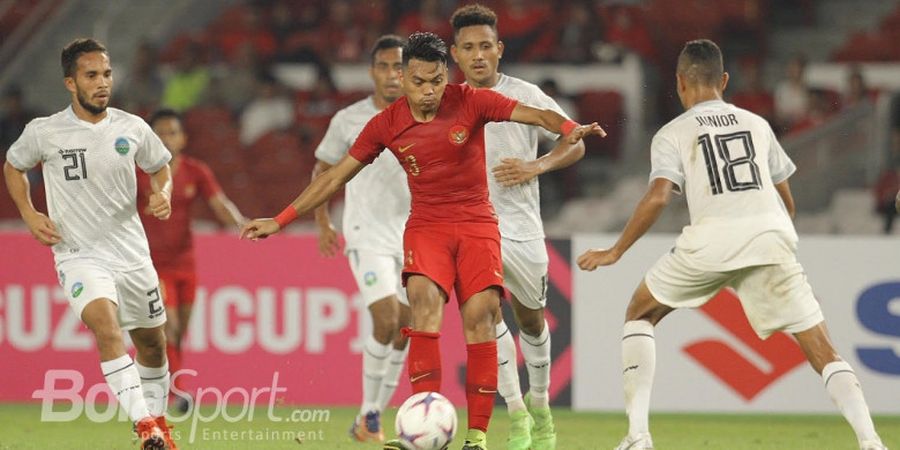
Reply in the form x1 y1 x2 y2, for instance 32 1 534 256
364 271 378 286
114 137 130 155
449 125 469 145
71 282 84 298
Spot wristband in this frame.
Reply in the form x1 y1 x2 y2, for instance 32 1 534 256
560 119 579 136
274 206 298 228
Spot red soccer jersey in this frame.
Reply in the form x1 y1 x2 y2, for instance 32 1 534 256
349 83 517 226
137 155 222 272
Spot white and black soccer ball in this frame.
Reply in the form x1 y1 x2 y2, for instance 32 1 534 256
394 391 457 450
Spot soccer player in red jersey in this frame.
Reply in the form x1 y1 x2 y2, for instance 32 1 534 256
241 32 604 450
137 109 246 412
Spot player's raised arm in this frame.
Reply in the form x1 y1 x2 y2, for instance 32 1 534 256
509 103 606 143
147 164 172 220
577 178 677 271
492 136 585 188
3 161 61 245
240 155 365 240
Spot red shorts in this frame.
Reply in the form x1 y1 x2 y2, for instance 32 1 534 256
158 269 197 308
402 222 503 304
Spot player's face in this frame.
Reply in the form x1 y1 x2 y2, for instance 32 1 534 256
370 47 403 104
451 25 503 87
402 59 448 115
65 51 112 116
152 117 187 156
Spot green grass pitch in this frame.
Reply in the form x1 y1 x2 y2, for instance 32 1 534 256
0 403 896 449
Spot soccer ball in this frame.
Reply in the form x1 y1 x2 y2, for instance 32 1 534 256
395 392 457 450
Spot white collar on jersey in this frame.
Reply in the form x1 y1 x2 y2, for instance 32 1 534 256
65 104 112 128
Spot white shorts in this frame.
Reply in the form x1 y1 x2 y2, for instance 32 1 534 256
56 259 167 331
645 249 824 339
501 238 549 310
347 249 408 306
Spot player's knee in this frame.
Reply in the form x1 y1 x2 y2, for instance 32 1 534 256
519 314 544 336
93 327 124 351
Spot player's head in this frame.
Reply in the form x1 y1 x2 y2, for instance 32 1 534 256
61 38 112 116
148 108 187 156
369 35 404 104
450 4 503 88
401 32 449 115
675 39 729 109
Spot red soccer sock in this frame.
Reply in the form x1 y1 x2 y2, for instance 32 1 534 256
165 343 182 394
466 341 498 433
403 328 442 394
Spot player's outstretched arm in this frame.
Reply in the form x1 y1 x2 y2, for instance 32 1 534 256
148 164 173 220
3 161 61 245
492 138 585 187
311 160 341 257
774 180 796 219
577 178 676 271
209 193 247 230
509 103 606 143
241 155 365 241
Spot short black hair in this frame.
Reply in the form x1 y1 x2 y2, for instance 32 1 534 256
370 34 405 64
450 4 498 36
61 38 107 78
677 39 724 86
148 108 181 128
402 32 448 66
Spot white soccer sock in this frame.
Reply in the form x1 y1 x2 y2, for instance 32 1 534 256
376 345 409 412
135 360 170 417
361 334 391 416
622 320 655 437
101 354 151 422
821 361 881 444
496 320 526 412
520 320 551 408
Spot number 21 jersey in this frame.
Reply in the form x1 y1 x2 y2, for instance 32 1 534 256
649 99 798 271
6 106 171 270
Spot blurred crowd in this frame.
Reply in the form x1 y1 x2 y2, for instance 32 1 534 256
1 0 899 229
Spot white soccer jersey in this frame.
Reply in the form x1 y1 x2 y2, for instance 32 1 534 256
485 73 568 241
315 96 410 256
650 99 798 271
6 106 171 270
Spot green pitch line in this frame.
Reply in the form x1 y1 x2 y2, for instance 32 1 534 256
0 403 896 449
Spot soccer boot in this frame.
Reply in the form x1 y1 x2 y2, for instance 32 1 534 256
154 416 178 450
349 411 385 442
525 393 557 450
506 409 533 450
383 438 412 450
134 416 168 450
614 433 654 450
462 429 488 449
860 439 888 450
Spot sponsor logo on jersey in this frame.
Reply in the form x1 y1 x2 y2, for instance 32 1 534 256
448 125 469 145
71 282 84 298
59 270 65 287
114 137 130 155
185 184 196 198
364 271 378 286
398 143 415 153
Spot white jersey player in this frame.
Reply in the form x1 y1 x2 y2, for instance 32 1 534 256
311 35 411 443
450 5 588 450
3 39 179 449
577 39 886 450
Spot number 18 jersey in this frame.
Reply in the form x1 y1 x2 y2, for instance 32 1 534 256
650 99 798 271
6 106 171 270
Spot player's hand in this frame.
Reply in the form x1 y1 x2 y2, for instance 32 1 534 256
148 191 171 220
565 122 606 145
23 211 61 246
576 247 621 271
492 158 539 187
240 218 281 241
317 222 341 257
